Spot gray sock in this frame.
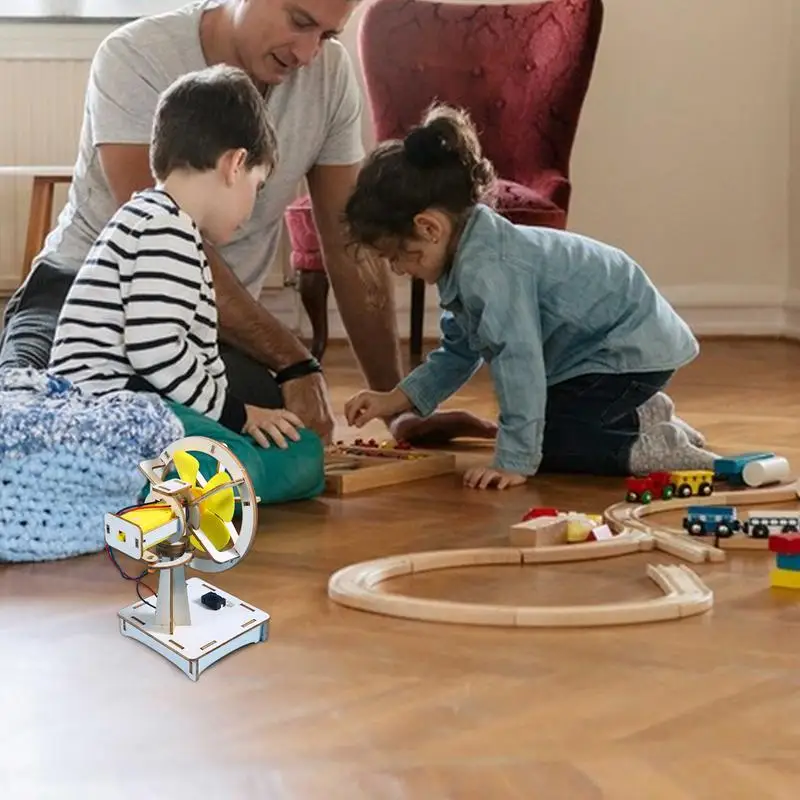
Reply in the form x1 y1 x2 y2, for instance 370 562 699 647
629 420 718 474
637 392 706 447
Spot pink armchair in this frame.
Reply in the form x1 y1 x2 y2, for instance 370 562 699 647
284 0 603 362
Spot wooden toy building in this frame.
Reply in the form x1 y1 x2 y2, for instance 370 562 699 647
769 532 800 589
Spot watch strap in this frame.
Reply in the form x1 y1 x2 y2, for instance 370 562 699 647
274 357 323 385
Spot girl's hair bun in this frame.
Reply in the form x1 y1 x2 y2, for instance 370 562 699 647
403 125 458 169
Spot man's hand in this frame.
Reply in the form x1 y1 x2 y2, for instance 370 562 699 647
281 373 335 444
389 409 498 446
463 465 527 491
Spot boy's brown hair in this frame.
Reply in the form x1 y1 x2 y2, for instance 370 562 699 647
150 64 278 181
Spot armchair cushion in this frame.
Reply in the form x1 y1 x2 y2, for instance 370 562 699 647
490 179 567 229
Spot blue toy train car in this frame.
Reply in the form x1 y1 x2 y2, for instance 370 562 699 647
683 506 800 539
682 506 741 538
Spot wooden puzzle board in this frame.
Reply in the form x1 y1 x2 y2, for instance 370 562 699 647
324 445 456 495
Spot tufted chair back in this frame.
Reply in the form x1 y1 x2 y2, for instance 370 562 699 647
359 0 603 221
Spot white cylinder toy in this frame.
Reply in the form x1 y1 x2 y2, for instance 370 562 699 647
742 456 790 487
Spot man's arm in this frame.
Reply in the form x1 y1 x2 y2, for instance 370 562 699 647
306 162 404 392
97 144 311 371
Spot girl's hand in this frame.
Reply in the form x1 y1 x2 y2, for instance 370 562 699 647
463 465 527 490
345 388 412 428
243 405 305 449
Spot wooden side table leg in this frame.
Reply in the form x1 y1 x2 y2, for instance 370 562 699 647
21 177 55 282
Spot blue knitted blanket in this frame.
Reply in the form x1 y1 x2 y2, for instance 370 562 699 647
0 368 184 562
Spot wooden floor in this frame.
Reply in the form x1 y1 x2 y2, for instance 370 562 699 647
2 338 800 799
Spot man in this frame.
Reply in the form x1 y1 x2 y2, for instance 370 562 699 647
0 0 496 446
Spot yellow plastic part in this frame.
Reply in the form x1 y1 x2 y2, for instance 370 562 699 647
770 567 800 589
199 470 235 522
120 504 175 533
190 510 232 553
173 450 199 487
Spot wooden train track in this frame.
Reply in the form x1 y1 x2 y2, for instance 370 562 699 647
328 543 712 628
604 480 800 562
327 480 800 629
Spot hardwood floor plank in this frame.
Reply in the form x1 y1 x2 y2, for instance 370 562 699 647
2 339 800 798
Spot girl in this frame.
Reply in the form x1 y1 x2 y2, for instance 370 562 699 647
343 104 716 490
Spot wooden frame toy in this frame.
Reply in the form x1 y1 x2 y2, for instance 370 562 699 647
324 439 456 495
104 436 269 681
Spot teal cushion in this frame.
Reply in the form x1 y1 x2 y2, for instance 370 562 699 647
156 402 325 504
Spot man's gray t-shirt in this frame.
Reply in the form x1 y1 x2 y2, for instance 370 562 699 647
38 0 364 298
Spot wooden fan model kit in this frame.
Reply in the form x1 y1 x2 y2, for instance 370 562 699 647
328 452 800 628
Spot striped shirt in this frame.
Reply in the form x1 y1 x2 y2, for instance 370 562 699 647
49 188 246 431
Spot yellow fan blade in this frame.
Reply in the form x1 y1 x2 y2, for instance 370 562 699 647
198 470 235 522
173 450 199 488
189 511 232 554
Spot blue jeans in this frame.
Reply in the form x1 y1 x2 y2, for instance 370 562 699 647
539 370 674 476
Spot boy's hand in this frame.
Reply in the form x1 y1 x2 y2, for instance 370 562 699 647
463 465 527 490
244 405 305 449
345 388 412 428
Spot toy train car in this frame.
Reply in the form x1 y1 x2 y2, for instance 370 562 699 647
682 506 740 538
683 506 800 538
625 469 714 504
713 452 791 488
625 453 792 505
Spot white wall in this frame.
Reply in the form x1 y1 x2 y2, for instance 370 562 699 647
791 0 800 314
341 0 797 339
0 0 798 340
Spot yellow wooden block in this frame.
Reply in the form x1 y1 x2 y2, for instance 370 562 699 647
770 567 800 589
566 520 592 543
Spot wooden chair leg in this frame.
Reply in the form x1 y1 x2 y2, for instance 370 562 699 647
410 277 425 365
22 177 54 281
297 270 330 361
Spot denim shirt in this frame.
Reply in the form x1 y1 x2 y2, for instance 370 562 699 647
398 204 699 475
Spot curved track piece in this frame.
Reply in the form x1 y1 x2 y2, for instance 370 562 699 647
328 544 713 628
605 480 800 561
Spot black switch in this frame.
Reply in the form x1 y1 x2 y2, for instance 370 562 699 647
201 591 225 610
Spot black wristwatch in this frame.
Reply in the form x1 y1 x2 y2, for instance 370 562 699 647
274 357 323 385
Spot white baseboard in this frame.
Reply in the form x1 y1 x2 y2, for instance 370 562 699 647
3 281 799 345
262 282 800 344
665 283 800 340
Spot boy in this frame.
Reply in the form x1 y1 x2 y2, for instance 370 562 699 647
49 65 303 449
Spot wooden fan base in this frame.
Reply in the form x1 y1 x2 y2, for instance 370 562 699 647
328 481 800 628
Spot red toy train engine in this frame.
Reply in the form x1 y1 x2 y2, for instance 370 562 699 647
624 469 714 504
